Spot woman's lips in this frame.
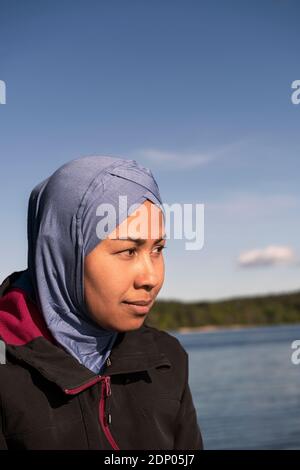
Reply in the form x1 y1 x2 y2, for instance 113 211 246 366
122 301 152 315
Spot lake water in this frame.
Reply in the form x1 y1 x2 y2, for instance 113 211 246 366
170 324 300 449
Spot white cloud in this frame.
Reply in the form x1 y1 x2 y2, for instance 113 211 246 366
135 140 245 170
207 193 300 219
137 148 214 169
238 245 297 268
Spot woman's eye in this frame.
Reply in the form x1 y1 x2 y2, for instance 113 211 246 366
117 245 166 258
119 247 136 257
153 245 166 255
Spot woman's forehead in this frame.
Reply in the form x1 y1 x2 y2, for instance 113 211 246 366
108 200 165 241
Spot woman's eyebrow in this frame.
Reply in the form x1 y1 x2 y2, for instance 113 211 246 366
111 236 166 246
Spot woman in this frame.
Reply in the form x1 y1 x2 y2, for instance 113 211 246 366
0 156 203 450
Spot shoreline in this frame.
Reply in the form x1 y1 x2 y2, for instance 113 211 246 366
170 322 300 334
174 324 250 334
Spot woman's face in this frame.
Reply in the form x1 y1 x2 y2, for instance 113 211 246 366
84 200 166 332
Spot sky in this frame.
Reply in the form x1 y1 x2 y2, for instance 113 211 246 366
0 0 299 302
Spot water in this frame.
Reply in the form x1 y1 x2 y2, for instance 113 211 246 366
170 324 300 449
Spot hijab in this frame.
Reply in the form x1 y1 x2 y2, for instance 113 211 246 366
12 156 163 374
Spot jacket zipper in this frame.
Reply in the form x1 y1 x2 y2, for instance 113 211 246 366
64 376 103 395
65 375 120 450
99 376 120 450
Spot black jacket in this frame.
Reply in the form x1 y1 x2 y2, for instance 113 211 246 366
0 272 203 450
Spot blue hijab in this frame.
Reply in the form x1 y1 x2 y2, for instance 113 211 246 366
13 156 163 374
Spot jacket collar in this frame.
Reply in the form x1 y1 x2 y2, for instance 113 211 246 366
5 326 171 394
0 272 171 393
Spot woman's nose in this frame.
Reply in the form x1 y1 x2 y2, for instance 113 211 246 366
133 255 160 290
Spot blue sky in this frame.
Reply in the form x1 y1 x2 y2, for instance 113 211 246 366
0 0 299 301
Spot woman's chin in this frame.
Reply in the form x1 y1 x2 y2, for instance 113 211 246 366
115 316 148 332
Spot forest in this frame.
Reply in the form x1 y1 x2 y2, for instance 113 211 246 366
146 289 300 331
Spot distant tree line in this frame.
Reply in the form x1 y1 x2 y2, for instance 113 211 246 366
145 290 300 330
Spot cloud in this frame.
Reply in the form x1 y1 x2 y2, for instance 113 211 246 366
135 140 245 170
137 148 214 169
238 245 297 268
207 193 300 219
